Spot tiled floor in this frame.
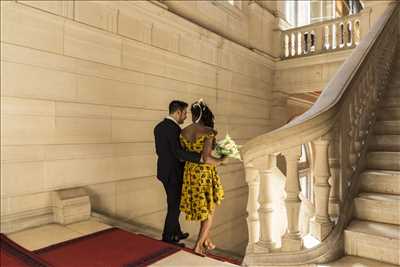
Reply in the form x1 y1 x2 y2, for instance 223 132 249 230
7 219 112 251
5 219 236 266
151 251 236 266
5 219 398 267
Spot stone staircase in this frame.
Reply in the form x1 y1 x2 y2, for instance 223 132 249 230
344 58 400 265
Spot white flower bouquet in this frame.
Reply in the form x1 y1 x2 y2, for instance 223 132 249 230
214 134 242 161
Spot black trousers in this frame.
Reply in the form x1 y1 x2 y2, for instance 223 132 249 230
161 178 183 241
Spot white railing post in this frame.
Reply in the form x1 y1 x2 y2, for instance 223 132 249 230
281 9 372 59
327 129 340 217
310 138 333 241
254 155 277 252
315 26 324 52
281 147 303 251
245 164 260 253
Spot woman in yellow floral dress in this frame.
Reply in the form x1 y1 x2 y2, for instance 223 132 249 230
180 100 225 256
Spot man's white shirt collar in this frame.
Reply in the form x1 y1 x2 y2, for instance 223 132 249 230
166 115 180 126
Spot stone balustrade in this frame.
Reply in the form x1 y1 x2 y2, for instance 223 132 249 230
281 8 371 59
243 3 399 266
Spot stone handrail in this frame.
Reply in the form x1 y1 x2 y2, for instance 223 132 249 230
243 3 398 266
281 8 371 59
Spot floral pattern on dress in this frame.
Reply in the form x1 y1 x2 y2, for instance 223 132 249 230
179 133 224 221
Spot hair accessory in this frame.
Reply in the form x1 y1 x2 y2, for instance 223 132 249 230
193 99 204 123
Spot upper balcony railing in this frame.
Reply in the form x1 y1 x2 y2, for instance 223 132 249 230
281 8 372 59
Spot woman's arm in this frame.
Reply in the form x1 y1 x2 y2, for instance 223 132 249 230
202 134 224 165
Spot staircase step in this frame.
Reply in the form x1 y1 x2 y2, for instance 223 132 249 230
360 170 400 194
374 120 400 135
380 96 400 108
377 107 400 120
369 135 400 151
323 256 399 267
367 151 400 171
354 193 400 225
345 220 400 265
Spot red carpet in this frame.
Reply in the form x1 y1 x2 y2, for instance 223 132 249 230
182 247 242 266
0 233 49 267
34 228 180 267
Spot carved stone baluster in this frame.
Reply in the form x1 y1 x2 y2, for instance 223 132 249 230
281 147 303 251
304 32 309 54
326 25 331 50
245 165 260 253
339 22 345 48
353 19 361 45
310 138 333 241
341 20 349 48
346 21 352 47
348 102 357 171
327 129 340 217
367 76 376 128
254 155 276 252
298 32 303 56
315 25 324 53
291 33 297 57
335 23 340 49
308 31 314 53
354 87 363 157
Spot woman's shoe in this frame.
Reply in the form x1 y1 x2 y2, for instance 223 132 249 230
194 244 206 257
204 239 216 250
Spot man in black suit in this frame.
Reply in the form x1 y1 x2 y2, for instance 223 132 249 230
154 100 202 246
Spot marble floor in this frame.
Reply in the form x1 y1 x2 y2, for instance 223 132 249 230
5 218 236 266
5 219 397 267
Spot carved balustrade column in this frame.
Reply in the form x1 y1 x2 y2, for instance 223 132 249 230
281 147 303 251
303 32 309 54
307 32 312 54
299 32 304 56
290 32 297 56
326 129 340 217
342 21 349 47
346 20 352 47
315 26 324 53
282 33 287 58
254 155 277 252
352 18 360 46
333 22 339 49
310 138 333 241
244 164 260 253
338 22 344 48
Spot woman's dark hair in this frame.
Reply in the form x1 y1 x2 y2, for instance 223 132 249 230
191 101 214 129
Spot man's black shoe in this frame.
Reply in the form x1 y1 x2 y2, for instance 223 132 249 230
176 232 189 241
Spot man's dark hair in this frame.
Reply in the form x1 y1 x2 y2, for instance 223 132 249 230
169 100 188 114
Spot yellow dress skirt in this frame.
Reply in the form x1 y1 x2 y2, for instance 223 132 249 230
179 134 224 221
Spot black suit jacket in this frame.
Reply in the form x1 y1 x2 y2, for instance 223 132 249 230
154 118 201 184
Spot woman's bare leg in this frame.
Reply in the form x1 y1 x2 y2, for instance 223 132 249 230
204 212 216 250
194 213 214 255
